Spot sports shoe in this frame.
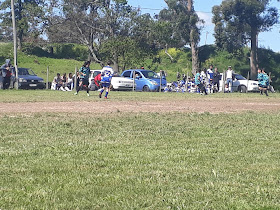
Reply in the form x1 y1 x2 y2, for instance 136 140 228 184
74 92 78 95
104 96 107 99
99 93 102 98
87 93 90 97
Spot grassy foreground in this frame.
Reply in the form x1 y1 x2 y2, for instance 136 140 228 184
0 91 280 209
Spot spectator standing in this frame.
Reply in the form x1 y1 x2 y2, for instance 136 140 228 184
213 67 220 93
2 66 12 89
1 59 12 89
75 61 91 96
226 66 234 93
99 63 114 99
207 65 214 90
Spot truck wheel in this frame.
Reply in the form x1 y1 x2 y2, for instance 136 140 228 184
143 85 150 92
239 85 247 93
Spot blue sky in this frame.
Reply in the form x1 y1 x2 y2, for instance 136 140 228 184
127 0 280 52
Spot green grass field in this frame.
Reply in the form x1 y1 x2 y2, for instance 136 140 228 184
1 91 280 209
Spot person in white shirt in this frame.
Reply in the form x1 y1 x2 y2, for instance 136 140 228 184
99 63 114 99
226 66 234 93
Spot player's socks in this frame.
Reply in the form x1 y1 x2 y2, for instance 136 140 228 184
99 89 104 98
105 92 108 98
265 90 268 96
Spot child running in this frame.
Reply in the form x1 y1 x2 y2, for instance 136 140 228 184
74 61 91 96
195 70 207 95
99 63 114 99
260 69 269 96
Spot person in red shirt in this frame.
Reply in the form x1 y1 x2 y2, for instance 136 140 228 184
94 73 101 88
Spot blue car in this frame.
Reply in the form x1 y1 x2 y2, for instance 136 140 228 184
121 69 166 92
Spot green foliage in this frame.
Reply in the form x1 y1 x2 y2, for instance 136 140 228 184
1 42 280 90
212 0 278 52
21 43 88 60
0 0 46 47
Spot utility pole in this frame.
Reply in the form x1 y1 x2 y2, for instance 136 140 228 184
11 0 18 89
205 31 209 45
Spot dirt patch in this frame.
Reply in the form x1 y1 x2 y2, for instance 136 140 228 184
0 97 280 114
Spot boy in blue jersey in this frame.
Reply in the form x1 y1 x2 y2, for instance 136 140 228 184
99 63 114 99
74 61 91 96
257 68 263 94
260 69 269 96
195 70 207 95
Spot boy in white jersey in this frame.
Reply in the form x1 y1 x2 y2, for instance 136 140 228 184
99 63 114 99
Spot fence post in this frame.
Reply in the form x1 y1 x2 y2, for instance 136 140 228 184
187 72 189 93
223 70 225 93
159 70 162 92
246 71 250 93
132 70 135 92
46 66 49 90
74 66 78 91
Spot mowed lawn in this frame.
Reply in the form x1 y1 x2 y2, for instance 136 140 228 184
0 90 280 209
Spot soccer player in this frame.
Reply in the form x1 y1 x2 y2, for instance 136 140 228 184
74 61 91 96
261 69 269 96
257 68 263 94
195 70 207 95
99 63 114 99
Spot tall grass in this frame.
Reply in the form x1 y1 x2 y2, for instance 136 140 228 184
1 110 280 209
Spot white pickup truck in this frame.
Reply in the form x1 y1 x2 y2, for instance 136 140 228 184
89 70 133 90
219 73 259 93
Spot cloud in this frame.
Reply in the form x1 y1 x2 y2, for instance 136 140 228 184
197 12 213 26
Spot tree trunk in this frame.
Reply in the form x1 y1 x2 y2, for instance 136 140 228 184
17 31 23 51
250 27 258 80
17 0 23 51
187 0 199 75
88 44 103 66
112 52 119 73
191 38 199 75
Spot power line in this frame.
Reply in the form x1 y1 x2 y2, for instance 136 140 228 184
131 6 212 14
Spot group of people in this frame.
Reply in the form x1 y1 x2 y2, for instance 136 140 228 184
195 65 236 94
73 61 114 99
52 72 75 91
164 65 223 94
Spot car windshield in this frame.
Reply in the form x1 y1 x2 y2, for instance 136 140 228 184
234 74 246 80
140 70 159 79
18 68 36 76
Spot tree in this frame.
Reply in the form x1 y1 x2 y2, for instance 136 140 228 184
187 0 200 75
212 0 278 79
0 0 47 50
46 0 143 71
158 0 202 75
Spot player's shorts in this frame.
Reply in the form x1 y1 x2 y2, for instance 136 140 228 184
81 78 89 86
101 82 110 88
260 84 268 88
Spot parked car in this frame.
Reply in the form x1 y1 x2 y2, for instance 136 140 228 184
219 73 259 93
0 67 45 89
88 70 134 91
121 69 167 92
